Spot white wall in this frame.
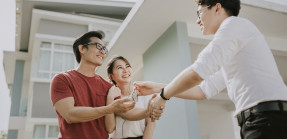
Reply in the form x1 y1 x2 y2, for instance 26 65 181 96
197 101 237 139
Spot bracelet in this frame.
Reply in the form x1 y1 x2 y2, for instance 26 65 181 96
160 88 169 100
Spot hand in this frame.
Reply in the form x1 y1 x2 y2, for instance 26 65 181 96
111 98 135 113
147 94 164 121
107 86 121 100
133 81 164 96
150 95 166 121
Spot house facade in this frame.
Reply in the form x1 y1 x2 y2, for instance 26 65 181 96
4 0 287 139
4 0 131 138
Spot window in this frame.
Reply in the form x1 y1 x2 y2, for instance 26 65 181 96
33 125 46 138
33 124 59 139
48 126 59 138
37 42 76 79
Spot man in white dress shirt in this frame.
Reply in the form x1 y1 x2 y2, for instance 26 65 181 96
134 0 287 138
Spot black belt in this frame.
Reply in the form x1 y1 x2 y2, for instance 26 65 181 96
237 100 287 126
124 136 143 139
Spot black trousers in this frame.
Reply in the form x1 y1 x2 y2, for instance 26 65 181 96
238 101 287 139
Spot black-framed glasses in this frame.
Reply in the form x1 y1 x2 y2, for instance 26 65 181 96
197 5 211 20
83 42 108 54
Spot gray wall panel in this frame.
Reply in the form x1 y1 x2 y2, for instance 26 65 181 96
32 82 57 118
143 22 200 139
7 130 18 139
10 60 24 116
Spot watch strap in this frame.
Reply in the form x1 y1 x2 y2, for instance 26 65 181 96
160 88 169 100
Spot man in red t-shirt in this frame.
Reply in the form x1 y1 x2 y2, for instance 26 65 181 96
50 31 135 139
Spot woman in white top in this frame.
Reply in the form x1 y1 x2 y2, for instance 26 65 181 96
105 56 156 139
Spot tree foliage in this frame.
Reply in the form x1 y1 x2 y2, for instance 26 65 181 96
0 131 7 139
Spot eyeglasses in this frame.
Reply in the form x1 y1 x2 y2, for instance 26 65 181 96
197 5 211 20
83 42 108 54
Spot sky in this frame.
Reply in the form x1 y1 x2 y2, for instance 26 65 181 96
0 0 15 131
0 51 11 132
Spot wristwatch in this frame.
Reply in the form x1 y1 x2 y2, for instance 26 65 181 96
160 88 169 100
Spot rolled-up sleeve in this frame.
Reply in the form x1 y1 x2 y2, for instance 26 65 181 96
191 38 239 79
199 70 226 99
190 17 255 80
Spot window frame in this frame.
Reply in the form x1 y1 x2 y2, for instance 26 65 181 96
31 34 77 82
33 123 59 139
38 41 76 79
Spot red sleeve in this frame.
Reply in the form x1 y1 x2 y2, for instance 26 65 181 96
50 73 73 105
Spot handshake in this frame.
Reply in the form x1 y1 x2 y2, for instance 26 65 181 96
134 81 166 121
146 94 166 121
134 81 167 121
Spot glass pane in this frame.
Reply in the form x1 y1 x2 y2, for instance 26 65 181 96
33 125 46 138
52 52 62 72
51 73 57 79
41 42 51 49
62 53 75 71
38 50 50 71
37 72 50 79
48 125 59 137
54 43 72 51
52 52 74 72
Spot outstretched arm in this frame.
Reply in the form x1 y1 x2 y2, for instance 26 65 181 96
161 68 203 99
150 68 203 118
54 96 134 124
175 86 206 100
134 81 206 100
134 81 166 96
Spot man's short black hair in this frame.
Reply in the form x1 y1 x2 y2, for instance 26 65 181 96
73 31 103 63
196 0 241 16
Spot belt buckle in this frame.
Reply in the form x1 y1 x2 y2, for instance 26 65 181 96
237 108 252 126
282 101 287 111
243 109 251 120
237 113 242 126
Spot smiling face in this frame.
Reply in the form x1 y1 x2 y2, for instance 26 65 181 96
196 5 215 35
110 59 133 85
197 4 225 35
80 37 106 66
